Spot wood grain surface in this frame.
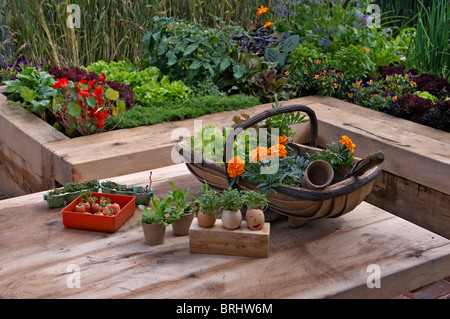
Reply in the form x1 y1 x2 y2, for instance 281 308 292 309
1 164 450 299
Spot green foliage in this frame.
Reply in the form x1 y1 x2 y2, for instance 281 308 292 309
143 16 245 88
190 125 224 162
329 45 376 82
407 0 450 80
233 52 284 101
276 0 373 56
414 91 439 103
85 60 136 76
198 186 221 215
307 142 353 170
137 200 176 226
288 43 324 73
264 98 308 139
133 76 192 106
219 188 244 211
265 34 300 69
85 60 192 106
248 68 294 103
61 180 99 193
4 67 56 118
241 190 269 210
166 182 196 216
137 182 196 226
242 151 310 194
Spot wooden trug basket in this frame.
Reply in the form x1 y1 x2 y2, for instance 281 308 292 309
175 104 384 227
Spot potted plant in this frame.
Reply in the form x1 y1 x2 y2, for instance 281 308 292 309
43 187 66 208
100 174 153 205
63 180 100 203
242 190 269 230
197 184 221 228
166 182 197 236
219 188 245 230
137 196 178 245
43 180 100 208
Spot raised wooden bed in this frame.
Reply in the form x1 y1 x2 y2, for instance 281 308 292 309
0 89 449 238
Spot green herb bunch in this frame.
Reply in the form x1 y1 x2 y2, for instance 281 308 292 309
219 188 245 211
242 190 269 210
197 184 221 216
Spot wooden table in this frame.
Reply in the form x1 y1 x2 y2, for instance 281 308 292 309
1 164 449 299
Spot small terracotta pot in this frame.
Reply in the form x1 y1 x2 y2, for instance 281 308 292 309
221 209 242 230
197 210 217 228
142 223 166 245
172 212 194 236
302 160 334 190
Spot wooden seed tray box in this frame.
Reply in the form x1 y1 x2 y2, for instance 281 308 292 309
189 218 270 258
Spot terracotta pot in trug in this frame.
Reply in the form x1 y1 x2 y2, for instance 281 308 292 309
302 160 334 190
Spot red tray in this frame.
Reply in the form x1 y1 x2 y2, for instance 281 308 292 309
62 192 136 233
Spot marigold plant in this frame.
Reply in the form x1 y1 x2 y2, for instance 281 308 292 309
268 144 287 159
339 135 355 153
250 146 270 162
227 156 246 178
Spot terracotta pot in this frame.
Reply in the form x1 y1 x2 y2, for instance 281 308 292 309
302 160 334 190
221 209 242 230
172 212 194 236
245 209 265 230
142 223 166 245
197 211 217 228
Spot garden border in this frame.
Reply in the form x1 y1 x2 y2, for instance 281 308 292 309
0 89 449 238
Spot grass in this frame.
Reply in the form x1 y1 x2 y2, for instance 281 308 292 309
411 0 450 80
111 94 260 129
0 0 276 68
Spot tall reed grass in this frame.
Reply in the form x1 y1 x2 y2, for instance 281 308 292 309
0 0 274 68
407 0 450 80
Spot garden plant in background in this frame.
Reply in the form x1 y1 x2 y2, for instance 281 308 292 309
0 0 448 134
51 75 125 137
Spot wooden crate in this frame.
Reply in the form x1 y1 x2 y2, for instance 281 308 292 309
189 218 270 258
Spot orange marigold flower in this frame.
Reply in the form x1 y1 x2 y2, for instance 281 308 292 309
250 146 270 163
257 5 269 16
227 156 245 178
278 135 288 145
339 135 355 153
269 144 287 159
263 21 274 29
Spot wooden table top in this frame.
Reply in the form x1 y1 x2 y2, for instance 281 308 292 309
1 164 449 299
